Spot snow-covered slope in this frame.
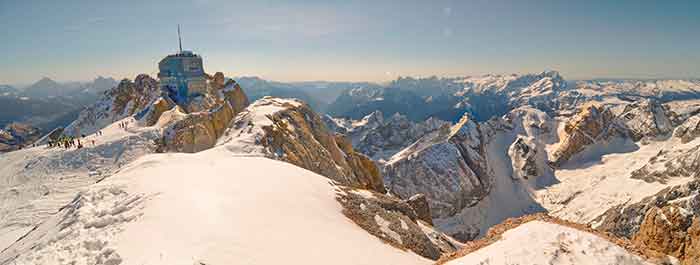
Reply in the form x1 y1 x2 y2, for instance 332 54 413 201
0 147 430 265
444 221 652 265
0 117 160 251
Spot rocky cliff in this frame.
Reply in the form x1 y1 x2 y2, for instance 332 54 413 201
335 186 461 260
220 97 384 192
383 114 490 219
550 103 627 166
594 179 700 264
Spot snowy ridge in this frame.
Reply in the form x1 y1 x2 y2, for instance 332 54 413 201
0 147 430 265
217 96 303 156
444 221 651 265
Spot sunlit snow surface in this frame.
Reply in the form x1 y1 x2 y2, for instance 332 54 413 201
446 221 651 265
0 117 158 251
0 145 429 265
539 134 699 224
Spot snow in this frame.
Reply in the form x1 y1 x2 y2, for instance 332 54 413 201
446 221 651 265
434 130 545 238
217 97 296 155
0 117 159 251
1 146 429 265
538 136 699 224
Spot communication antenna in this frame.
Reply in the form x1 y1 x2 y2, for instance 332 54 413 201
177 24 183 53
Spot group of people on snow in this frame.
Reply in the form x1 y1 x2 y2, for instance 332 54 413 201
47 135 84 149
118 120 129 131
46 129 103 150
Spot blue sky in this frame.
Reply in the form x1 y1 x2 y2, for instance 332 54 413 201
1 0 699 85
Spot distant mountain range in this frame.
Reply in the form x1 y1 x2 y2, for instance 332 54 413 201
235 76 380 113
5 73 700 135
0 77 118 132
325 72 700 123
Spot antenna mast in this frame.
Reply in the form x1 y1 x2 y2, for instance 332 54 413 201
177 24 183 53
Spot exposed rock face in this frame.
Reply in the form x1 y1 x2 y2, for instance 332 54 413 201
594 179 700 264
508 136 539 180
550 103 624 166
595 180 700 239
335 186 461 260
383 114 490 219
221 79 250 114
323 111 449 160
143 97 176 126
501 106 558 188
209 72 226 89
163 102 235 153
153 73 249 153
221 97 385 192
674 115 700 143
684 219 700 265
632 205 693 258
65 74 163 136
0 123 41 152
618 99 673 141
406 194 433 225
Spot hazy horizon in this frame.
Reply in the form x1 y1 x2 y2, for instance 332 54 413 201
2 0 699 85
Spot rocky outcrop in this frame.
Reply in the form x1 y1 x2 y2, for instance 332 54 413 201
632 205 693 258
383 114 490 219
406 194 433 225
163 102 235 153
0 123 42 152
684 219 700 265
594 179 700 264
674 115 700 143
550 103 625 166
221 97 385 192
150 72 249 153
208 72 226 89
335 186 461 260
142 97 176 126
221 79 250 114
65 74 163 136
618 99 673 141
508 136 539 180
595 180 700 238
